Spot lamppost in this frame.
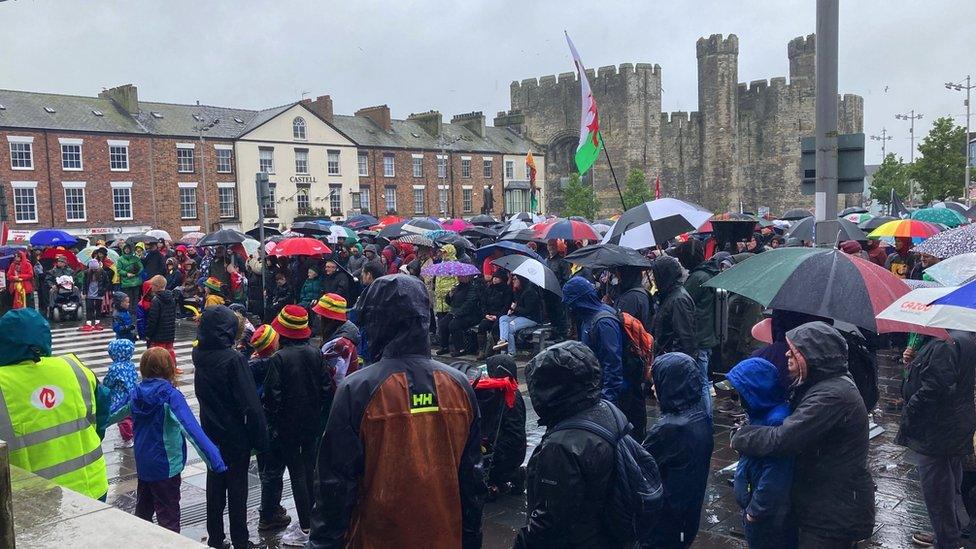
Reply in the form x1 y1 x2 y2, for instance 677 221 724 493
869 128 892 160
193 116 220 231
946 75 973 207
895 110 923 204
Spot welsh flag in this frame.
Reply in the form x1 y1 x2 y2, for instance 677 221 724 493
566 32 603 175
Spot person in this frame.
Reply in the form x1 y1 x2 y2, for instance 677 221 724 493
193 305 268 549
320 259 351 302
118 243 144 307
439 273 483 357
546 239 572 340
308 274 485 548
732 321 875 548
112 291 138 342
495 274 543 354
676 240 721 416
299 266 323 310
515 341 619 547
6 251 35 309
643 352 714 548
145 275 178 369
104 338 138 450
0 308 108 499
897 330 976 549
479 354 527 499
727 358 797 549
142 240 167 279
262 304 331 546
650 255 701 402
884 236 914 279
312 293 360 385
108 347 226 532
477 269 512 359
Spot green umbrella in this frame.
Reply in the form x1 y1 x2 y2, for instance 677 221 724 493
911 207 967 228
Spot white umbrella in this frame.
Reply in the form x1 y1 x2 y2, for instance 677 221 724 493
602 198 713 250
924 253 976 286
491 254 562 297
876 286 975 332
145 229 172 241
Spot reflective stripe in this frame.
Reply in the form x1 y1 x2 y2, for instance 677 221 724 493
32 444 103 480
62 355 94 424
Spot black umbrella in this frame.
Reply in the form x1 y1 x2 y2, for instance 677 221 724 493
564 243 654 268
470 214 498 226
461 226 500 239
197 229 248 247
245 225 281 239
491 255 562 297
787 216 866 242
291 221 331 235
839 206 869 217
858 215 897 231
780 208 813 221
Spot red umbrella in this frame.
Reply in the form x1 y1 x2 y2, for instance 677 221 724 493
534 218 600 241
268 237 332 257
40 246 84 270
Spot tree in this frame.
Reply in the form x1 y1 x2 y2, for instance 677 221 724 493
561 173 599 219
869 153 910 206
909 116 967 203
621 168 653 209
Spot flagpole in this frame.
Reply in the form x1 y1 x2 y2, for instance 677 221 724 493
602 145 627 211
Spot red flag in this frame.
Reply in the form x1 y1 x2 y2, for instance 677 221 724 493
654 174 662 200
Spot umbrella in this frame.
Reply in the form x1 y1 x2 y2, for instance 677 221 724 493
440 218 473 232
839 206 869 217
269 237 332 257
470 214 498 226
396 234 435 248
181 231 206 245
876 285 974 333
197 229 248 247
868 219 941 242
491 255 562 297
702 247 939 335
245 225 281 239
40 246 84 270
564 243 654 268
421 261 482 277
787 216 867 243
344 214 379 230
843 213 873 224
144 229 172 241
858 216 897 231
291 221 331 235
535 218 600 241
924 253 976 286
912 224 976 258
77 246 119 265
475 241 545 264
29 229 77 247
602 198 713 249
780 208 813 221
911 207 968 228
460 226 500 239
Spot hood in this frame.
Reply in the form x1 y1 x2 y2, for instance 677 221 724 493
726 358 788 420
361 274 431 358
440 244 457 261
332 320 361 346
131 378 173 417
0 309 51 364
651 352 703 414
561 276 606 317
526 340 602 425
651 255 684 293
486 354 518 381
674 239 706 271
785 321 849 383
196 305 239 350
108 338 135 362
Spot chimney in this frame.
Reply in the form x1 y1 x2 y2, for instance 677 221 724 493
407 110 442 138
303 95 334 123
99 84 139 114
450 111 486 138
355 105 392 131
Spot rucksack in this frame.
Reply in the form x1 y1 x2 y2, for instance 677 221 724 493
551 400 664 544
594 310 655 384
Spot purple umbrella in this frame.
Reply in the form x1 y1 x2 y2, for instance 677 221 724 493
421 260 481 277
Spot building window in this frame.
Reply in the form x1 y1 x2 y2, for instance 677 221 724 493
216 148 233 173
384 185 397 212
61 144 82 170
295 149 309 174
179 186 197 219
218 186 236 218
9 142 33 170
412 156 423 178
413 187 425 214
112 186 132 221
263 183 277 217
438 187 449 215
483 158 493 178
297 185 311 215
461 158 471 178
177 147 194 173
12 186 37 223
259 147 274 174
358 152 369 176
437 155 447 179
462 188 473 213
293 117 307 140
505 160 515 179
359 186 370 212
64 186 87 222
328 150 341 175
330 184 342 213
110 145 129 171
383 154 395 177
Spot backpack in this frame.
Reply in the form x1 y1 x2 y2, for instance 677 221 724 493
594 310 655 385
551 400 664 544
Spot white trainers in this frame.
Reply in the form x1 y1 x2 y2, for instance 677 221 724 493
280 525 310 547
114 438 134 449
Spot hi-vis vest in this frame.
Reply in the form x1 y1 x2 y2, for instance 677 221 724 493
0 354 108 499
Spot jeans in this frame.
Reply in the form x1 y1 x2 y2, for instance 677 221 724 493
696 348 713 416
135 474 182 532
259 437 317 530
498 315 538 354
206 456 250 549
917 453 968 549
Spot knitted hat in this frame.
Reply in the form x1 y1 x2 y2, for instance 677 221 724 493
271 304 311 339
250 324 279 358
204 277 223 294
312 293 347 321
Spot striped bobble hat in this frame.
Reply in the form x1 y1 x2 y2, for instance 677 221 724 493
312 293 348 321
204 277 223 294
271 304 312 339
250 324 279 357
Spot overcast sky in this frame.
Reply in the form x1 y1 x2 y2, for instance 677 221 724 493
2 0 973 163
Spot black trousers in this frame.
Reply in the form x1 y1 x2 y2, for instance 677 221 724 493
259 437 317 530
206 456 251 549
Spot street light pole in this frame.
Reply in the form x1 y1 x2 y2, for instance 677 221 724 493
895 110 923 204
869 128 892 159
946 75 973 207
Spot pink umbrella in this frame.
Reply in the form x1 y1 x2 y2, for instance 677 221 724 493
441 218 473 232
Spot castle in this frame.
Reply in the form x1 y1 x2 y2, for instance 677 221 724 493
493 33 864 215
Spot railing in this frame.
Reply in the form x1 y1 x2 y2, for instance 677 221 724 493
0 440 14 548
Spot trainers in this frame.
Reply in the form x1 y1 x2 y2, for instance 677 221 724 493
257 510 291 531
115 438 134 449
912 531 935 546
280 525 310 547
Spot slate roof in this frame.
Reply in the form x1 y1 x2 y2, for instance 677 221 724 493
0 89 147 134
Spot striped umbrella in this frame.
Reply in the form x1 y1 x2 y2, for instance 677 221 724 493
534 218 600 241
868 219 941 242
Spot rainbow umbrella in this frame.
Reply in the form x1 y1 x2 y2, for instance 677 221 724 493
911 207 968 228
867 219 941 243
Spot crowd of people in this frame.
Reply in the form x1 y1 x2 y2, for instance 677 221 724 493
0 213 973 549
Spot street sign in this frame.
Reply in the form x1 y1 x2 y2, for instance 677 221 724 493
800 132 865 195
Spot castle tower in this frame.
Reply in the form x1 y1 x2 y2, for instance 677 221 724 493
697 34 739 212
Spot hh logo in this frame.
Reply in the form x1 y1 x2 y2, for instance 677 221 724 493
31 385 64 410
410 391 439 414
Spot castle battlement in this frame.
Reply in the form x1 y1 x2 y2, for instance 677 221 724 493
696 34 739 58
788 34 816 59
510 62 660 90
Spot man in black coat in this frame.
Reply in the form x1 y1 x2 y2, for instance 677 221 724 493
897 330 976 549
732 321 875 548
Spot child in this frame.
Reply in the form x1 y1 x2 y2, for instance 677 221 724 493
112 291 137 342
299 267 322 309
109 347 226 533
104 338 138 449
727 357 797 549
82 259 107 331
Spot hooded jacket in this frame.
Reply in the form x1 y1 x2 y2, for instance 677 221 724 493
263 336 331 441
562 276 625 402
308 274 485 549
145 289 177 344
732 321 875 541
480 355 527 487
643 352 714 548
651 256 697 356
516 341 621 549
104 339 138 411
192 305 268 461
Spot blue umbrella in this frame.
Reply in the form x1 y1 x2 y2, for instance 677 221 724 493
29 229 77 247
475 241 545 263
